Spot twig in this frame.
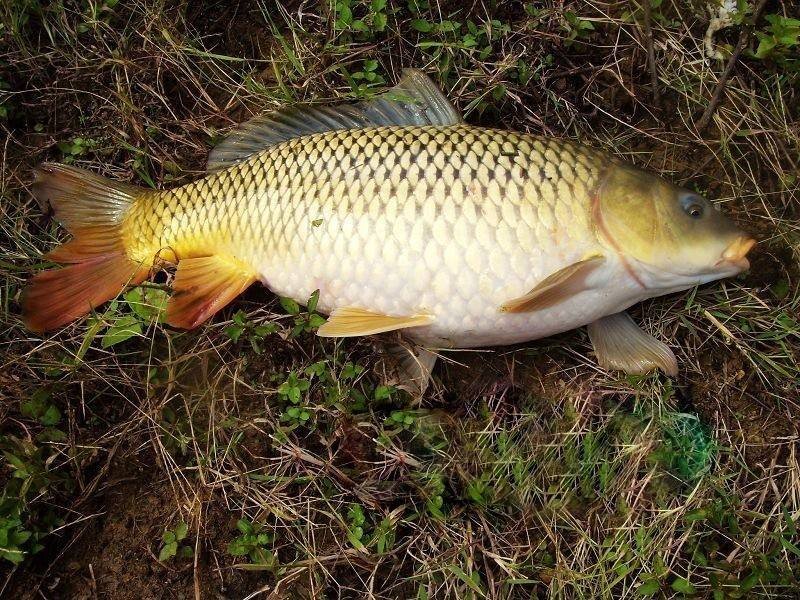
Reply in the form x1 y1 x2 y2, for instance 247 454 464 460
641 0 661 110
696 0 770 131
194 504 203 600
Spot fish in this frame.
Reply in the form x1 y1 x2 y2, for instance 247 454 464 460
21 69 755 392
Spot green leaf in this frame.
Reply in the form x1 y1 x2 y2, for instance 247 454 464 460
374 385 392 400
684 508 707 522
755 37 777 58
288 387 301 404
307 289 319 313
348 504 365 526
159 541 177 561
411 19 434 32
739 572 759 592
307 314 326 329
279 296 300 315
1 548 25 564
772 279 790 300
636 579 660 596
671 577 695 595
779 535 800 557
783 506 797 535
227 539 249 556
175 521 188 541
253 323 277 337
101 315 142 348
40 404 61 426
162 531 176 544
335 2 352 26
124 287 168 321
445 564 484 594
4 452 27 473
226 324 245 342
236 519 254 535
21 388 50 419
11 530 31 545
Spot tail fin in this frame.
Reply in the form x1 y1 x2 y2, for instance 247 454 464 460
21 163 149 332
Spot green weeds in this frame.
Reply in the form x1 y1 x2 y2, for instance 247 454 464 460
96 286 168 348
279 290 326 338
754 14 800 68
562 10 595 46
225 310 278 353
333 0 388 40
57 136 99 162
1 435 68 565
158 521 192 561
227 518 276 569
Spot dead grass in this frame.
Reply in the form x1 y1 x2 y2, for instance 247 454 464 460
1 0 799 598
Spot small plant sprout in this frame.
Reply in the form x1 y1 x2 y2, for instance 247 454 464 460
346 503 367 549
227 518 276 569
279 290 326 338
158 521 193 561
57 136 98 162
225 309 278 353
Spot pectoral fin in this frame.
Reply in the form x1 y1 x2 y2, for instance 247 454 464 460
383 342 439 396
587 312 678 376
500 255 605 313
317 307 433 337
166 255 256 329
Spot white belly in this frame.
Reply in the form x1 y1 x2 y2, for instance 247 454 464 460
259 238 645 349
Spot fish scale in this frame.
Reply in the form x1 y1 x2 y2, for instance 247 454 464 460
121 124 619 347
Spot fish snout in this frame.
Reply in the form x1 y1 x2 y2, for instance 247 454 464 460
717 236 756 271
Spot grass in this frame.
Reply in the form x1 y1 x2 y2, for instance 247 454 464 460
1 0 799 598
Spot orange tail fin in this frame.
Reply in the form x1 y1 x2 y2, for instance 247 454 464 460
21 164 149 332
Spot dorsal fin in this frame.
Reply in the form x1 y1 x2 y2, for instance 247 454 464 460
206 69 462 172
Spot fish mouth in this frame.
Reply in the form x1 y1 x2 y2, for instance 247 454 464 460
715 236 756 272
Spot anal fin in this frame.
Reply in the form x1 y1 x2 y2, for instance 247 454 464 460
317 307 433 337
166 256 256 329
587 311 678 376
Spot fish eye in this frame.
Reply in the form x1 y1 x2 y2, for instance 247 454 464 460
680 194 705 219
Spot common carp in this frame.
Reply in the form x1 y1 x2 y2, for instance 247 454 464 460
21 69 754 390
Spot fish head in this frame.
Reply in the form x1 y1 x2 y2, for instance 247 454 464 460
595 164 755 291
